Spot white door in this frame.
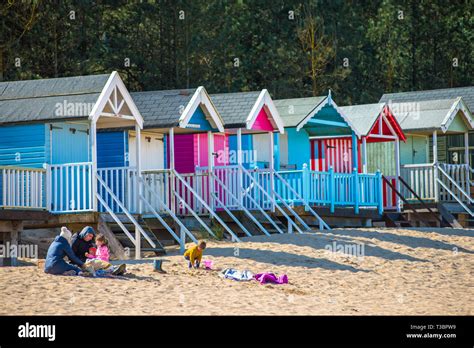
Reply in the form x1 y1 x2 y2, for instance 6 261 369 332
129 132 164 170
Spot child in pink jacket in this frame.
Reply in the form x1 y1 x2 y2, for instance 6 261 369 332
84 234 111 273
86 234 110 262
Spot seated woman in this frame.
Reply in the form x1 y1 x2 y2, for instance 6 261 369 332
44 227 84 275
71 226 95 263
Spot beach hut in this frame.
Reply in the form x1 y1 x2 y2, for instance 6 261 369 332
272 93 385 215
338 103 407 211
376 95 474 217
0 72 158 258
380 86 474 168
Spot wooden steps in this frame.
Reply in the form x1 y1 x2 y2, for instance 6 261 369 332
98 213 166 259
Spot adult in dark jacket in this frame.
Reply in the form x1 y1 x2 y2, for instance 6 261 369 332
72 226 95 262
44 227 84 275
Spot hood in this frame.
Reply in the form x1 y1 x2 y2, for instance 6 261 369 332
59 227 72 245
78 226 95 239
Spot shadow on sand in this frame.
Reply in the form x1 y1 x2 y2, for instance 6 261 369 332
324 229 473 254
241 232 428 263
206 247 368 272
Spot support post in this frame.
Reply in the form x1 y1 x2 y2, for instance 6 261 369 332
302 163 309 211
180 225 185 253
361 137 367 174
90 120 98 211
329 166 335 213
464 131 470 194
287 217 293 234
45 164 52 211
169 128 176 215
269 131 275 212
207 131 214 210
395 137 401 212
237 128 243 207
135 124 142 214
433 130 439 202
351 132 359 171
376 170 383 215
353 167 360 214
135 124 143 260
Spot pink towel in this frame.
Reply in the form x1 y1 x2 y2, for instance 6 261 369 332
254 273 288 285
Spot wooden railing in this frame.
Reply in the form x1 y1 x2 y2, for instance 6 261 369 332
276 165 383 213
0 166 47 209
97 166 138 214
400 162 471 204
48 162 93 213
400 163 437 201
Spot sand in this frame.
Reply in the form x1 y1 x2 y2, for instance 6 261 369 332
0 227 473 315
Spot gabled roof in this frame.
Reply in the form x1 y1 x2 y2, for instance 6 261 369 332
132 87 224 131
380 85 474 112
211 90 284 132
295 92 361 137
0 74 110 124
340 103 386 136
211 91 261 127
274 96 327 127
387 97 474 133
341 103 406 141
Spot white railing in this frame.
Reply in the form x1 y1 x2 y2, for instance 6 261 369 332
1 166 46 209
401 162 471 203
141 169 170 215
438 163 470 202
97 166 138 214
400 163 437 201
49 162 93 213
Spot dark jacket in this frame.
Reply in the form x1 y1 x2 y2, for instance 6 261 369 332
71 227 95 263
44 236 84 274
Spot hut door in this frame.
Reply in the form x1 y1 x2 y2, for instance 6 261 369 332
50 122 89 164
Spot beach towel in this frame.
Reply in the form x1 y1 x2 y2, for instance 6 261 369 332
219 268 254 281
254 273 288 285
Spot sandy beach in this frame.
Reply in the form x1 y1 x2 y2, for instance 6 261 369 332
0 227 473 315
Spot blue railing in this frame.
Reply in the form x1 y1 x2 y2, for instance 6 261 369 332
276 164 383 214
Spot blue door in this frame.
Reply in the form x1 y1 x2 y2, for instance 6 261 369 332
49 122 91 212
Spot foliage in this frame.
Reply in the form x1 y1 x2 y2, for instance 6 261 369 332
0 0 472 104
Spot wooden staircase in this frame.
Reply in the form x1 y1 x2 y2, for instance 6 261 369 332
98 213 166 259
379 175 458 228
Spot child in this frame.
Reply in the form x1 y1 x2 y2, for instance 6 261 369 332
83 234 126 276
83 234 110 275
183 240 206 269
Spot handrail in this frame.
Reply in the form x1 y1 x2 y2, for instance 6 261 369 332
139 176 197 244
437 166 473 204
171 169 241 242
402 162 436 168
437 180 474 217
239 165 305 234
274 170 330 230
96 194 137 247
397 176 444 225
171 189 217 239
0 166 46 172
96 174 156 248
212 172 271 237
382 176 432 227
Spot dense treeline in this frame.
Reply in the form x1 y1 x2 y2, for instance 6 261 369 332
1 0 473 104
